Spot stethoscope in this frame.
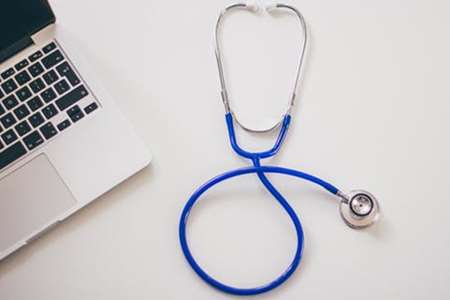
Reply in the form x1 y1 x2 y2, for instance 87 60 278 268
179 3 381 296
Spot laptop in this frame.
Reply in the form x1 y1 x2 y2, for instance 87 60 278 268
0 1 152 260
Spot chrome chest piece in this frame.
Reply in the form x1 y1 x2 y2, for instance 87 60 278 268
338 190 380 228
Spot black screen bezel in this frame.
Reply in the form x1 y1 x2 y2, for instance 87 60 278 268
0 0 56 63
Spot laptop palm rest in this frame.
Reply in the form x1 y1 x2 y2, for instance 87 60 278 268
0 154 76 254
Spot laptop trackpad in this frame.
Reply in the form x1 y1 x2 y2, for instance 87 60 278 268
0 154 76 254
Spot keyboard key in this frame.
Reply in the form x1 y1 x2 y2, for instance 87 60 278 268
0 103 5 116
57 119 71 131
40 122 58 140
43 42 57 54
67 105 84 123
30 78 46 93
1 79 18 94
0 141 3 150
15 70 32 86
0 141 27 170
0 89 3 99
42 50 64 69
16 86 32 102
13 104 31 120
3 95 19 110
40 87 57 103
27 96 44 112
42 104 58 119
0 113 17 129
56 62 80 86
23 131 44 150
56 85 89 111
43 69 59 85
1 129 18 145
28 62 44 77
29 50 43 62
28 112 45 128
84 102 98 114
15 59 29 71
1 68 15 80
54 79 70 95
15 121 31 136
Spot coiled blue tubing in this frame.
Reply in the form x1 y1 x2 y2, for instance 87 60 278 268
179 113 340 296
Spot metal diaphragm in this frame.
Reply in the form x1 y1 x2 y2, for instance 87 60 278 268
339 190 380 229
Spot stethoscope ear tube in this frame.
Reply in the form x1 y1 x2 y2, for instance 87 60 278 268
215 2 308 133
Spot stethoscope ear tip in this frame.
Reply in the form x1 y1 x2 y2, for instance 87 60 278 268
243 2 279 14
265 4 278 13
244 2 260 13
339 190 380 229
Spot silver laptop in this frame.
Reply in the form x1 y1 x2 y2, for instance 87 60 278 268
0 1 152 260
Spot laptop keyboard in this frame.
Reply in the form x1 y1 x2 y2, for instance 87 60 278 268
0 41 99 171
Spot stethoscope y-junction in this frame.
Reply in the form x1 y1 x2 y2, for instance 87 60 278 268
179 3 381 296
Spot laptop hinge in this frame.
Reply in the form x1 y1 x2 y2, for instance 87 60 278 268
0 36 33 64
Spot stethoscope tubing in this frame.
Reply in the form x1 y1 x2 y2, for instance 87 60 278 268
179 152 340 295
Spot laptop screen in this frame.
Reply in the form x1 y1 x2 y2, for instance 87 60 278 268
0 0 55 54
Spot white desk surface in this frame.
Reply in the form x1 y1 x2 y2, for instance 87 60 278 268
1 0 450 299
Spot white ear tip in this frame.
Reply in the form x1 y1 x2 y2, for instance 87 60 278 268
265 4 278 12
246 3 260 12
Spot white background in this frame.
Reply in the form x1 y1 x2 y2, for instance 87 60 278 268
1 0 450 299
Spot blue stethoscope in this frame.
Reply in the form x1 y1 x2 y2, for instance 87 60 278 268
179 3 381 296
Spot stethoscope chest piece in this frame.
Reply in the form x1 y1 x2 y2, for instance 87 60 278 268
339 190 380 229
